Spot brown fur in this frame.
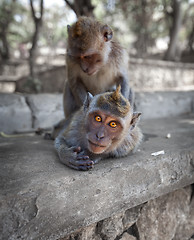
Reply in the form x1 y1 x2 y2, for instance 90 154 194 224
96 86 130 117
64 16 130 118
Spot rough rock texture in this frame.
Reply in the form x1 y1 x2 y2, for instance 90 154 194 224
137 186 192 240
129 58 194 91
0 93 32 133
16 65 66 93
2 58 193 93
62 186 194 240
120 233 137 240
26 93 64 129
0 115 194 239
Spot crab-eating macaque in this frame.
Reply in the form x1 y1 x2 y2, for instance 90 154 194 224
64 16 130 118
55 86 142 171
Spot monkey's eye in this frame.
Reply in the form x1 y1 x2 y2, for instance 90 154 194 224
95 116 102 122
109 121 117 128
84 55 92 59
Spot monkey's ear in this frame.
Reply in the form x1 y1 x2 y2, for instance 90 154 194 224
101 24 113 42
67 25 71 34
130 112 141 130
84 92 93 111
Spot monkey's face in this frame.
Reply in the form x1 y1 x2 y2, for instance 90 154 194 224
69 51 104 76
67 17 113 76
86 111 123 154
79 53 104 76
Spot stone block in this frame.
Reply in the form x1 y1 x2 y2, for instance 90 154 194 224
26 94 64 129
136 187 192 240
120 233 137 240
0 93 32 133
136 91 194 119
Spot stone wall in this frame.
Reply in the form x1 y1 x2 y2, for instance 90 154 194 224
62 186 194 240
129 58 194 91
1 58 194 93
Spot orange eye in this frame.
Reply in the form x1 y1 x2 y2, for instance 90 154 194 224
95 116 102 122
109 121 117 128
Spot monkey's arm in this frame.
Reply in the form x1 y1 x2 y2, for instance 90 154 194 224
64 79 87 117
66 57 88 106
54 136 94 171
71 79 88 106
117 71 130 99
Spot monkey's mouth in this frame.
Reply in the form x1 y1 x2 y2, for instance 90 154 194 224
87 69 98 76
88 140 107 154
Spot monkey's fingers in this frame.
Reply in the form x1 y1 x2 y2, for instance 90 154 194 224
69 158 94 168
70 164 93 171
77 155 89 160
68 160 94 171
73 146 82 153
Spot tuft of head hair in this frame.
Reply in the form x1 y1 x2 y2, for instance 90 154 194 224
111 85 121 101
96 85 130 118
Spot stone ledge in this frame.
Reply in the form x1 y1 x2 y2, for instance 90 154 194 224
0 91 193 133
0 114 194 240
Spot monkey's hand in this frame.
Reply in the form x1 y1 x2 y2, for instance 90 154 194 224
72 146 94 171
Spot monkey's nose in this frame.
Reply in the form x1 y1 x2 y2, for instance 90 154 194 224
96 132 104 140
82 67 89 73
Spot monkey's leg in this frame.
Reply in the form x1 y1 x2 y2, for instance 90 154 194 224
43 119 66 140
55 137 94 171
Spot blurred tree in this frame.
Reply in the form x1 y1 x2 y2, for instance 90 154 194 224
64 0 95 17
188 21 194 53
28 0 44 92
119 0 160 57
0 0 16 60
41 4 70 52
184 2 194 53
163 0 183 61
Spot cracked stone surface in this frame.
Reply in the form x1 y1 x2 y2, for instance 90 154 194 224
0 114 194 239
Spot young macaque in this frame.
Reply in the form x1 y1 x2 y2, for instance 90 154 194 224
64 16 130 117
55 86 142 171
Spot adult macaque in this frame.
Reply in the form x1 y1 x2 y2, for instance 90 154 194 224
64 16 130 117
55 86 142 171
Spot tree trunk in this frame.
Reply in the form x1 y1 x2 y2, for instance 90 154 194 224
65 0 94 17
28 0 44 92
0 0 16 61
164 0 182 61
188 24 194 53
0 31 10 60
29 19 41 79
